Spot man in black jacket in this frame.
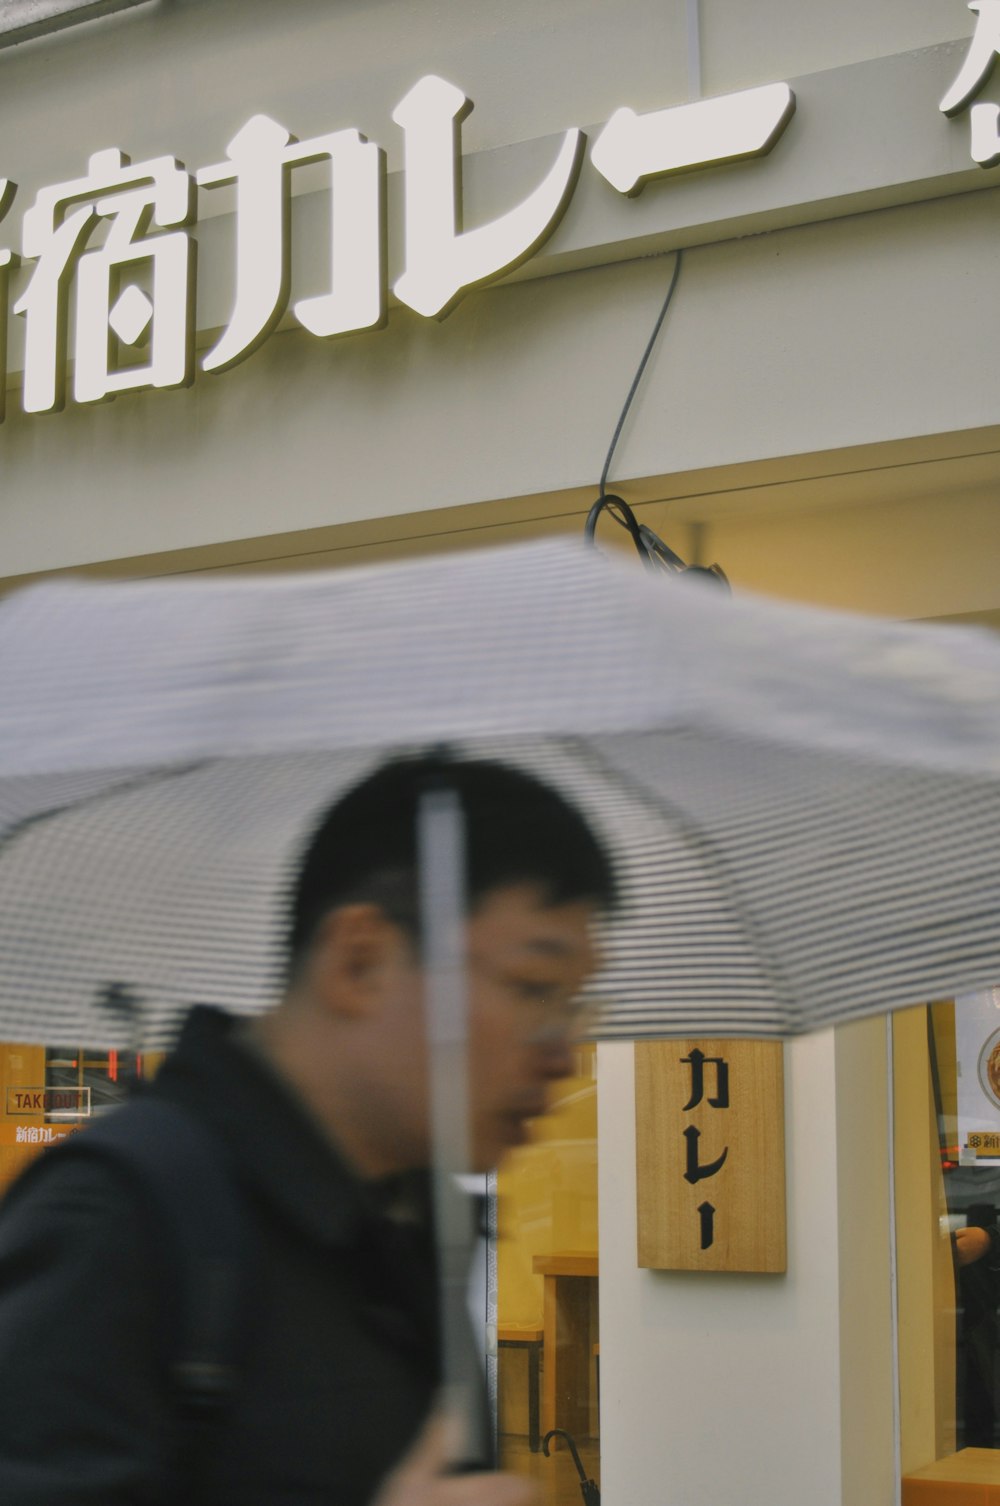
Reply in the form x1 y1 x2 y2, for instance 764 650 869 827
0 753 616 1506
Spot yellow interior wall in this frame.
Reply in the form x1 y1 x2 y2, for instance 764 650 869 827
0 1042 49 1195
893 1006 957 1473
497 1042 598 1330
930 1003 959 1160
667 483 1000 621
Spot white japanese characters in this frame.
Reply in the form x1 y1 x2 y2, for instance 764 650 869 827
14 1125 69 1145
16 149 195 411
591 82 794 196
0 72 797 419
197 115 385 369
392 75 584 319
940 0 1000 167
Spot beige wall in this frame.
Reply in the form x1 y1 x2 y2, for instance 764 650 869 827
0 0 973 194
598 1028 895 1506
701 0 973 94
3 185 1000 584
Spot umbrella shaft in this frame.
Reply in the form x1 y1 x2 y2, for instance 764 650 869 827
418 784 484 1465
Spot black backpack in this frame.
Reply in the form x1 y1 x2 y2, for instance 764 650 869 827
50 1095 252 1501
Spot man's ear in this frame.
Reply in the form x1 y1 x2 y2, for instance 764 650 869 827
309 904 398 1019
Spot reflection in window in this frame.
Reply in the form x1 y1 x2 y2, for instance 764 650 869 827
0 1039 164 1196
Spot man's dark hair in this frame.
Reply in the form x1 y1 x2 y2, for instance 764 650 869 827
286 753 617 972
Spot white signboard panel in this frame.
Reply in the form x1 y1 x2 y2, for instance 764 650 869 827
956 990 1000 1161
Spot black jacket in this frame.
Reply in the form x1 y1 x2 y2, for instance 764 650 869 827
0 1007 449 1505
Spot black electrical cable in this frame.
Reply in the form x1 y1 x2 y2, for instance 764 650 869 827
584 248 729 590
586 250 685 569
598 248 683 502
584 492 651 568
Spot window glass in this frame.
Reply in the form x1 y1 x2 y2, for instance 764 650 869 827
895 998 1000 1491
0 1039 163 1195
494 1042 600 1505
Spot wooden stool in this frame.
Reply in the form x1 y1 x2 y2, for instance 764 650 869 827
498 1325 543 1452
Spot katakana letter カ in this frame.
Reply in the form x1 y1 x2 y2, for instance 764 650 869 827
392 75 584 319
681 1048 730 1112
196 114 385 373
940 0 1000 167
15 148 195 412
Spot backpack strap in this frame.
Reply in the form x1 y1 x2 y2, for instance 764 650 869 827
55 1094 252 1501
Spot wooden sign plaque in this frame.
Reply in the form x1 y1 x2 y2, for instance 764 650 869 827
635 1038 786 1273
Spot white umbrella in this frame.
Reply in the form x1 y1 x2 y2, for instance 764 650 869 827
1 535 999 1049
7 532 1000 1465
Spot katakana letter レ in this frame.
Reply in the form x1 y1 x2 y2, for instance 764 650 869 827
940 0 1000 167
392 75 584 319
15 148 195 412
196 113 385 373
683 1125 729 1185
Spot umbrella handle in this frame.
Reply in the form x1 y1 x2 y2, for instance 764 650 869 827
541 1429 587 1480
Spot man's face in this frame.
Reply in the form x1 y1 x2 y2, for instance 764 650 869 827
451 883 600 1171
300 882 601 1178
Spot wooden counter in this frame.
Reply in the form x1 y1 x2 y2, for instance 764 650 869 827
531 1251 599 1439
902 1448 1000 1503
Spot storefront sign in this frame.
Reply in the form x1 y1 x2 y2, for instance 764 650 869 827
955 989 1000 1160
635 1039 786 1273
4 1123 76 1145
5 1085 91 1116
940 3 1000 166
0 74 795 418
0 2 153 48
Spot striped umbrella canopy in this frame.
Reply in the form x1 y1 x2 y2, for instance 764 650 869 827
1 535 999 1050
